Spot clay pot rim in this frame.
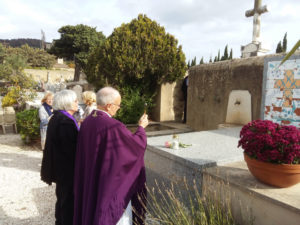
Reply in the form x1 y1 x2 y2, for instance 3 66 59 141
244 152 300 172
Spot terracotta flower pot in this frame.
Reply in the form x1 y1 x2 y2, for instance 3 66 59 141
244 153 300 188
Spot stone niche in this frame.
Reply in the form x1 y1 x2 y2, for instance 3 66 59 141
187 55 278 131
225 90 252 125
151 81 185 122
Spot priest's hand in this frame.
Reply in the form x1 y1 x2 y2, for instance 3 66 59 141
139 114 149 128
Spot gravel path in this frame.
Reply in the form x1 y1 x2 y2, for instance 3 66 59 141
0 134 158 225
0 134 55 225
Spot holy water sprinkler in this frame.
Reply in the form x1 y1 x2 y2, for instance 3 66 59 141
144 102 147 114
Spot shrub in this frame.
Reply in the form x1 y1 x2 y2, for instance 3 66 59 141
16 108 40 144
1 87 18 107
2 86 36 110
85 14 186 99
115 87 152 124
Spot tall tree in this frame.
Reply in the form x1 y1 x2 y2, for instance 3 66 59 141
209 56 212 63
49 24 105 81
200 57 204 64
276 41 283 53
214 56 217 62
217 50 220 61
191 56 197 66
85 14 186 98
221 45 228 61
282 32 287 53
229 48 233 59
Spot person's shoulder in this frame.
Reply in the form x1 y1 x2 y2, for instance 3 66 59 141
39 104 45 112
53 111 74 124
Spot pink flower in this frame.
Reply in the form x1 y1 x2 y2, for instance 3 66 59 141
165 141 172 148
238 120 300 164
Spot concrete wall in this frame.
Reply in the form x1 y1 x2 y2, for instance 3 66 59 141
187 56 270 131
152 80 185 122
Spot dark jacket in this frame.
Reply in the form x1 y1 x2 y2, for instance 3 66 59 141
41 110 78 185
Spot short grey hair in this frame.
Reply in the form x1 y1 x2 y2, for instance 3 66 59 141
53 90 77 111
96 87 120 106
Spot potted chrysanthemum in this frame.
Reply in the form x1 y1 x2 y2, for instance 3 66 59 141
238 119 300 188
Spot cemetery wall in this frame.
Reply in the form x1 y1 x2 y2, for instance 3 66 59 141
152 80 185 122
24 68 75 83
187 55 271 131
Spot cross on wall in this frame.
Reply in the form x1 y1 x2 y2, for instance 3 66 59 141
245 0 268 43
274 70 300 108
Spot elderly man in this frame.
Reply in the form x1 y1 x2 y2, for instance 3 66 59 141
73 87 149 225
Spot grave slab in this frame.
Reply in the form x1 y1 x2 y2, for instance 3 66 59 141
146 126 243 167
145 127 243 192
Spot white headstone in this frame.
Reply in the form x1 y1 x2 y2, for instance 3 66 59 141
57 58 64 64
72 85 83 104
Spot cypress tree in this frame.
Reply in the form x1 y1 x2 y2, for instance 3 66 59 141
276 41 283 53
200 57 204 64
223 45 228 60
191 56 196 66
282 32 287 53
209 56 212 63
217 50 220 61
229 48 233 59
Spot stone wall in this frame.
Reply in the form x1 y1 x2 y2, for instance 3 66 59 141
151 80 185 122
24 68 75 83
187 55 274 131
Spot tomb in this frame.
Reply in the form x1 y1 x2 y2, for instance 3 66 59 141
145 127 300 225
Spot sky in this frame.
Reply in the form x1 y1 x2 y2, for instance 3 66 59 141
0 0 299 63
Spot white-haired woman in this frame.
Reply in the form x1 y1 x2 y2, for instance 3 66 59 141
39 91 54 150
41 89 79 225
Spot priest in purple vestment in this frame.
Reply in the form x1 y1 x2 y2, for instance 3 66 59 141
73 87 149 225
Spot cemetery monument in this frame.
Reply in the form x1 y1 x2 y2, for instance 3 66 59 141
241 0 269 58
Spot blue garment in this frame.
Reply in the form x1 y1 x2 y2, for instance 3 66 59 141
43 102 53 116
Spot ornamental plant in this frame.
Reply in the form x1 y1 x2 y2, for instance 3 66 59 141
16 108 40 144
238 120 300 164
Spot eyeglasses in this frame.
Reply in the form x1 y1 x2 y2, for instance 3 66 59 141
111 103 122 108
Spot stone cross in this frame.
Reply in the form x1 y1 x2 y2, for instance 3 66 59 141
245 0 268 44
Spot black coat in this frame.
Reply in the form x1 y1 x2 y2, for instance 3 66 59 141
41 110 78 185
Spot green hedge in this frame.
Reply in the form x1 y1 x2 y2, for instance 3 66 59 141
115 87 152 124
16 108 40 144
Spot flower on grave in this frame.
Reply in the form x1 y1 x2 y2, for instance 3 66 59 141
165 141 172 148
238 119 300 164
164 140 192 149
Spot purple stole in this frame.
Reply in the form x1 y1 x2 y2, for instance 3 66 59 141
59 110 79 131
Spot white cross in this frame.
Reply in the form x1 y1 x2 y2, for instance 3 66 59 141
245 0 268 43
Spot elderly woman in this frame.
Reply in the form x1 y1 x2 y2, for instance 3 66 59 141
81 91 97 120
40 90 79 225
39 91 53 149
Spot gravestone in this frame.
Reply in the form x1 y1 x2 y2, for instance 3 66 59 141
241 0 269 57
72 85 83 104
25 92 45 109
261 54 300 127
